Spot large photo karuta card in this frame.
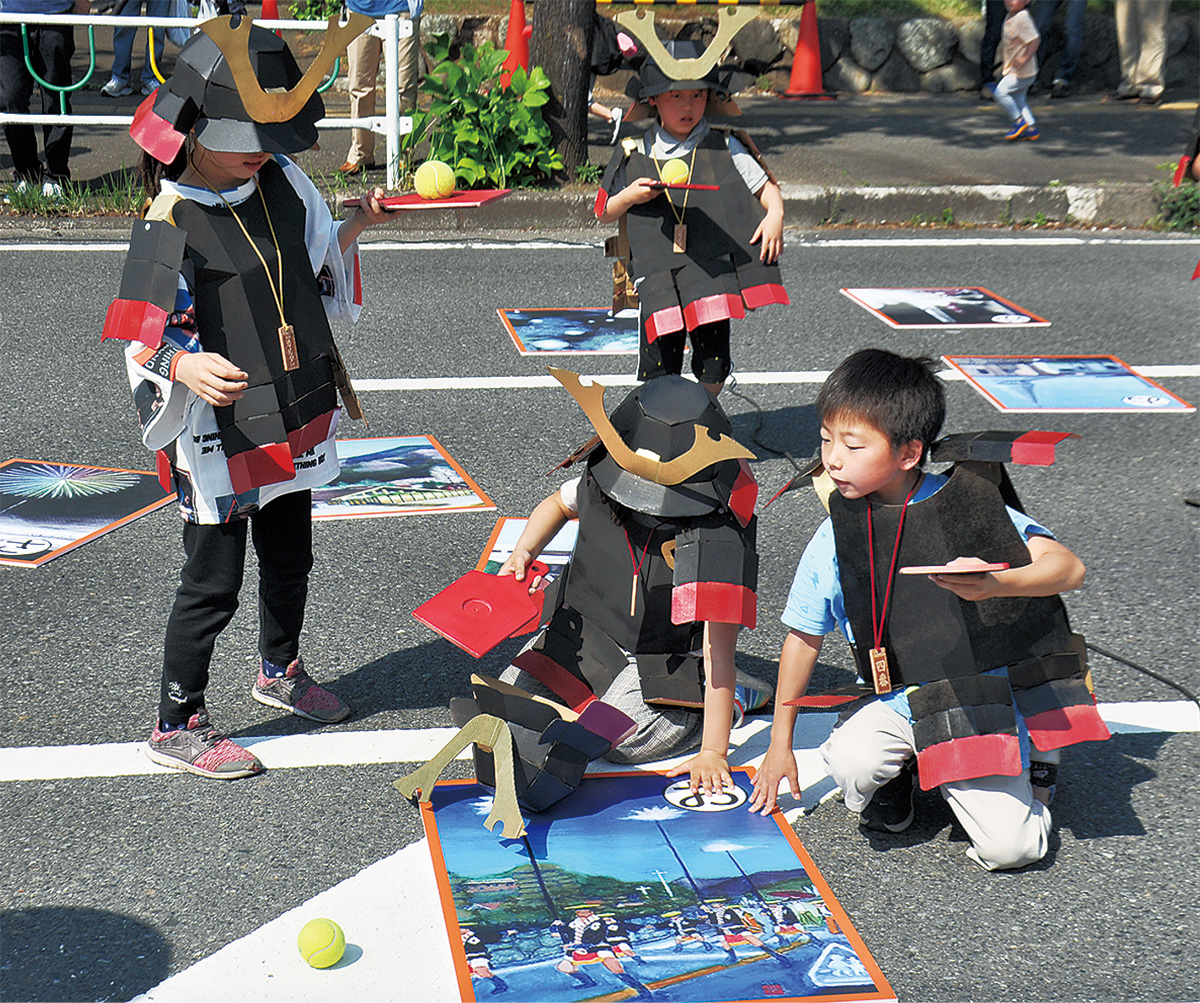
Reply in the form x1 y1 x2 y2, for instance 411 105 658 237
943 355 1196 412
476 516 579 579
840 287 1049 329
312 436 496 520
421 770 894 1003
498 308 639 355
0 459 172 568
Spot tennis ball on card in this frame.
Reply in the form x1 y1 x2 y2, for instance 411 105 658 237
660 158 690 186
298 918 345 969
414 159 456 199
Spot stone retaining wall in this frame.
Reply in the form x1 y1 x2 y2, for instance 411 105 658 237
416 10 1198 96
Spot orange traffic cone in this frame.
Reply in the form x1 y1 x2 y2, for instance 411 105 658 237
261 0 281 37
500 0 531 87
781 1 835 100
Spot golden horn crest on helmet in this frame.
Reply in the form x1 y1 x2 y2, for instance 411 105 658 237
548 368 753 487
614 6 753 82
200 13 373 124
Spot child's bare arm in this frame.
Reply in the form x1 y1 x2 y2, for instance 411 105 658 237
931 535 1084 601
666 620 739 795
1009 32 1040 73
338 187 394 253
174 352 248 406
596 178 660 223
750 180 784 264
497 489 575 590
749 630 822 814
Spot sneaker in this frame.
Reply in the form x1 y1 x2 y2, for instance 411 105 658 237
609 106 623 146
1138 93 1164 107
1050 78 1071 99
145 709 263 779
732 670 775 727
41 180 64 199
980 81 997 100
252 656 351 723
140 78 160 96
859 759 916 832
1004 120 1028 141
100 77 133 98
1021 126 1040 141
1030 760 1058 806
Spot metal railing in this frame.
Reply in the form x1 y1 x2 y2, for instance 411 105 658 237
0 12 413 189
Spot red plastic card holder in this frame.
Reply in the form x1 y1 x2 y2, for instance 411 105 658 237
413 562 550 658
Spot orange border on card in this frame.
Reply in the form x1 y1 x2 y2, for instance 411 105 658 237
0 459 172 569
415 768 895 1003
839 287 1050 329
496 307 640 356
313 435 497 521
941 353 1196 413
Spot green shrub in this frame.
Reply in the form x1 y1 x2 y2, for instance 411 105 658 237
410 33 563 189
290 0 342 20
1151 176 1200 231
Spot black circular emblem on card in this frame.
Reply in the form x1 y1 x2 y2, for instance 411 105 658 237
662 779 748 812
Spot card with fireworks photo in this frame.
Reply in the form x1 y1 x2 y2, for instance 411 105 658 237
498 308 639 355
312 437 496 520
840 288 1049 329
421 770 893 1003
0 459 172 568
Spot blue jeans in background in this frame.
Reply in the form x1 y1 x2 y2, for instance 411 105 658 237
109 0 169 88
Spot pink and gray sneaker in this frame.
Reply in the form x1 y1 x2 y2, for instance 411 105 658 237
252 657 351 724
145 709 263 779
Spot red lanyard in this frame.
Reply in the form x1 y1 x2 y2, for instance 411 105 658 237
866 475 922 650
624 526 656 617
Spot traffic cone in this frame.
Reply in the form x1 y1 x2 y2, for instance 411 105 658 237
781 1 835 100
261 0 281 37
500 0 530 88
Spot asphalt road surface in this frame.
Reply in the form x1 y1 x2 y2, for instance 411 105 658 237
2 227 1198 1003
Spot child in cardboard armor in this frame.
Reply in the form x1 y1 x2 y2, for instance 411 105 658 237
102 15 395 778
595 23 787 397
749 350 1109 871
493 369 771 797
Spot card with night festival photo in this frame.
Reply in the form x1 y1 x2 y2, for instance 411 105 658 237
840 287 1049 329
0 459 172 568
421 770 894 1003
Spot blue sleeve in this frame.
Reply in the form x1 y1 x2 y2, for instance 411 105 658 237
781 518 847 638
1007 505 1054 542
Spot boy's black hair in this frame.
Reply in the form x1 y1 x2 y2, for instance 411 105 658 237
816 349 945 465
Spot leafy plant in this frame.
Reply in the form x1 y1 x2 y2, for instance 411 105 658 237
1151 165 1200 232
290 0 343 20
409 33 563 189
575 161 602 185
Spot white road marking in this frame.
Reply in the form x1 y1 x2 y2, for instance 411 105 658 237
353 365 1200 393
2 701 1195 783
3 236 1198 253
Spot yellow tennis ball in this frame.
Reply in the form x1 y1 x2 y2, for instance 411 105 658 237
414 160 456 199
298 918 345 969
660 158 690 186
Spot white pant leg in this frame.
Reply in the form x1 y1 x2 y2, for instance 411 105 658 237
941 772 1052 871
821 700 915 814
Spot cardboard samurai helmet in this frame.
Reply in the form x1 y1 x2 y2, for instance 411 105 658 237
130 13 371 163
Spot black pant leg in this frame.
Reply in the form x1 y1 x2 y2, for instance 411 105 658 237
251 490 313 667
159 518 249 724
981 0 1006 86
34 24 75 180
0 25 40 180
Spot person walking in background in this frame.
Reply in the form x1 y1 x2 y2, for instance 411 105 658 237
1034 0 1085 98
1110 0 1169 106
339 0 421 176
100 0 171 98
978 0 1005 98
0 0 88 197
991 0 1040 142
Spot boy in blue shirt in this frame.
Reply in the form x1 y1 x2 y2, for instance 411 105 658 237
749 350 1108 870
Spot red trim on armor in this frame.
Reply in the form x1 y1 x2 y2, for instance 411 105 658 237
645 305 685 343
1012 430 1075 466
103 298 168 348
352 252 363 307
916 733 1023 790
683 293 744 330
226 442 295 495
1024 702 1111 751
672 581 757 629
594 188 608 218
156 449 173 495
729 459 758 528
129 92 186 164
741 282 791 310
287 410 335 458
510 649 597 713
